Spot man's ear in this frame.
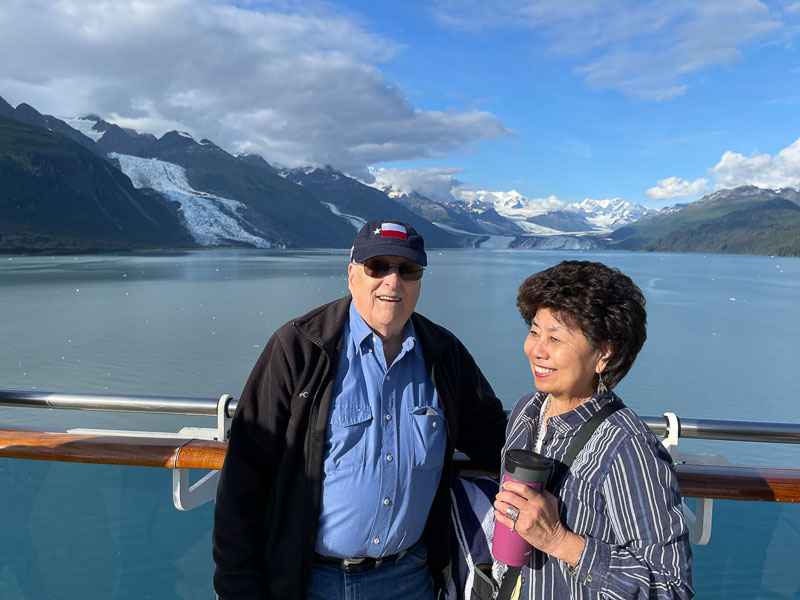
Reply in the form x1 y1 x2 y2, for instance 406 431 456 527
347 262 356 291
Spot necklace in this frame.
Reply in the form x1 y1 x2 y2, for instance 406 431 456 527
534 395 550 454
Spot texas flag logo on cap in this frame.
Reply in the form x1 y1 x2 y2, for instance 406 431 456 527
379 222 408 240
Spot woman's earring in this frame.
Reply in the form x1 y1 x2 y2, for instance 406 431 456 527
597 372 608 395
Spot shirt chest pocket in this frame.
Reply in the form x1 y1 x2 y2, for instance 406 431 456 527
328 399 373 471
560 476 606 538
409 406 446 471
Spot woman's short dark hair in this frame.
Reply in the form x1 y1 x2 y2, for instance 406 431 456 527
516 260 647 390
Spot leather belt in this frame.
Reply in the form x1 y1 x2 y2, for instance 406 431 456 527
313 550 403 573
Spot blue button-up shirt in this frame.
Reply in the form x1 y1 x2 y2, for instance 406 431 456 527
315 302 446 558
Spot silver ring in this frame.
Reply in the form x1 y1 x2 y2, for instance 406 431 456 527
505 506 520 521
510 521 516 533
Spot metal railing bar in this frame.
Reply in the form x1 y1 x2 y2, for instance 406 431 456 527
0 388 221 416
3 389 800 445
642 416 800 444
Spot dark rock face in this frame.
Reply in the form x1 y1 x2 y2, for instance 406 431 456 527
0 115 192 253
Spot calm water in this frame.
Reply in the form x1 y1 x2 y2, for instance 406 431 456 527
1 249 799 598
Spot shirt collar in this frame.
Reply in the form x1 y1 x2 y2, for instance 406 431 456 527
348 301 419 358
541 390 620 434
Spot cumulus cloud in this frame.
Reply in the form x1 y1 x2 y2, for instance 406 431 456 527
369 166 470 204
646 176 710 201
711 136 800 189
0 0 511 178
369 166 567 213
433 0 789 100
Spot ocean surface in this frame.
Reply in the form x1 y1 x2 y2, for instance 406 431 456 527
1 249 799 599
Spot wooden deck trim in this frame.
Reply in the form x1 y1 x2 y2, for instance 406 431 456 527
0 429 227 469
2 429 800 503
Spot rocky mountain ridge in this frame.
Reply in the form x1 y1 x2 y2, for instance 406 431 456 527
1 94 798 256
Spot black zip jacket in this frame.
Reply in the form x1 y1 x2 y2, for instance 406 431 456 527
212 296 507 599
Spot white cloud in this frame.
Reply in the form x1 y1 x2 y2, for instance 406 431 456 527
0 0 511 178
646 176 710 201
711 137 800 189
433 0 787 100
369 166 469 204
369 167 567 213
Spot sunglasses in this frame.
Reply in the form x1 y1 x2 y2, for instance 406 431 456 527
359 258 424 281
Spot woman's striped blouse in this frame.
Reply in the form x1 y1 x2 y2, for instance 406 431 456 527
502 390 694 599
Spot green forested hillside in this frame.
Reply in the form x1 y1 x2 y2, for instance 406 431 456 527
0 116 191 253
642 199 800 256
612 187 800 256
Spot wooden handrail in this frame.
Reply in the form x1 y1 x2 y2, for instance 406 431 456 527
2 428 800 503
0 429 226 470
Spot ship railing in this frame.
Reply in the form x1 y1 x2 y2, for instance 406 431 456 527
2 388 800 544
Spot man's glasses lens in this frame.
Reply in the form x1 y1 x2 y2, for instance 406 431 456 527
361 259 424 281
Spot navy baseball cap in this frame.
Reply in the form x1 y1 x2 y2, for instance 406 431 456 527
350 220 427 266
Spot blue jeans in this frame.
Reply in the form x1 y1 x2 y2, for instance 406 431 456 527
306 540 435 600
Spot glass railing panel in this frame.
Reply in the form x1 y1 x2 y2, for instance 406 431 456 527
0 458 214 600
689 498 800 598
3 455 800 598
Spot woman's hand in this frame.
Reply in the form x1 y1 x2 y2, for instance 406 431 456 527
494 480 585 566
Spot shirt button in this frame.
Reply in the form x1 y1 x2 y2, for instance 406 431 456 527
385 414 392 421
386 375 391 381
432 421 438 428
373 537 380 545
587 574 593 582
383 498 391 506
386 454 393 462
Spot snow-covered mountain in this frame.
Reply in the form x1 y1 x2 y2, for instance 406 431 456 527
388 186 655 238
1 93 668 253
568 197 655 231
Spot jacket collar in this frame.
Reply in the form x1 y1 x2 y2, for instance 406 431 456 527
292 296 451 365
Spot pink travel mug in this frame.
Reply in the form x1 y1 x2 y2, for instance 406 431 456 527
491 449 553 567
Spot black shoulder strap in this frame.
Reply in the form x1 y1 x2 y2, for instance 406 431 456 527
480 399 626 600
547 399 625 494
495 565 521 600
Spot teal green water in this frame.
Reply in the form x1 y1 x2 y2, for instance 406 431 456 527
1 249 799 598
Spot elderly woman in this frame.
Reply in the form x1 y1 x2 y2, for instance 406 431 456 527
493 260 693 599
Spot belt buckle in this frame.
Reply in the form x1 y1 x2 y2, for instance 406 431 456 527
341 557 369 572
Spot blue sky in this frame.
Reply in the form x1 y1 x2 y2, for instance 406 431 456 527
1 0 799 209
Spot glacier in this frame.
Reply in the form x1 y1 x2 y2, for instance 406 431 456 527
321 202 364 231
109 153 271 248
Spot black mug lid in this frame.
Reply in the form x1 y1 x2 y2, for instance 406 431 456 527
504 449 553 484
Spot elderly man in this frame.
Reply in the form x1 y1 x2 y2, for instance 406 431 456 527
213 219 507 600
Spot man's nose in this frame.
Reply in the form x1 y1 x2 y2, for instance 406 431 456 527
381 268 401 285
